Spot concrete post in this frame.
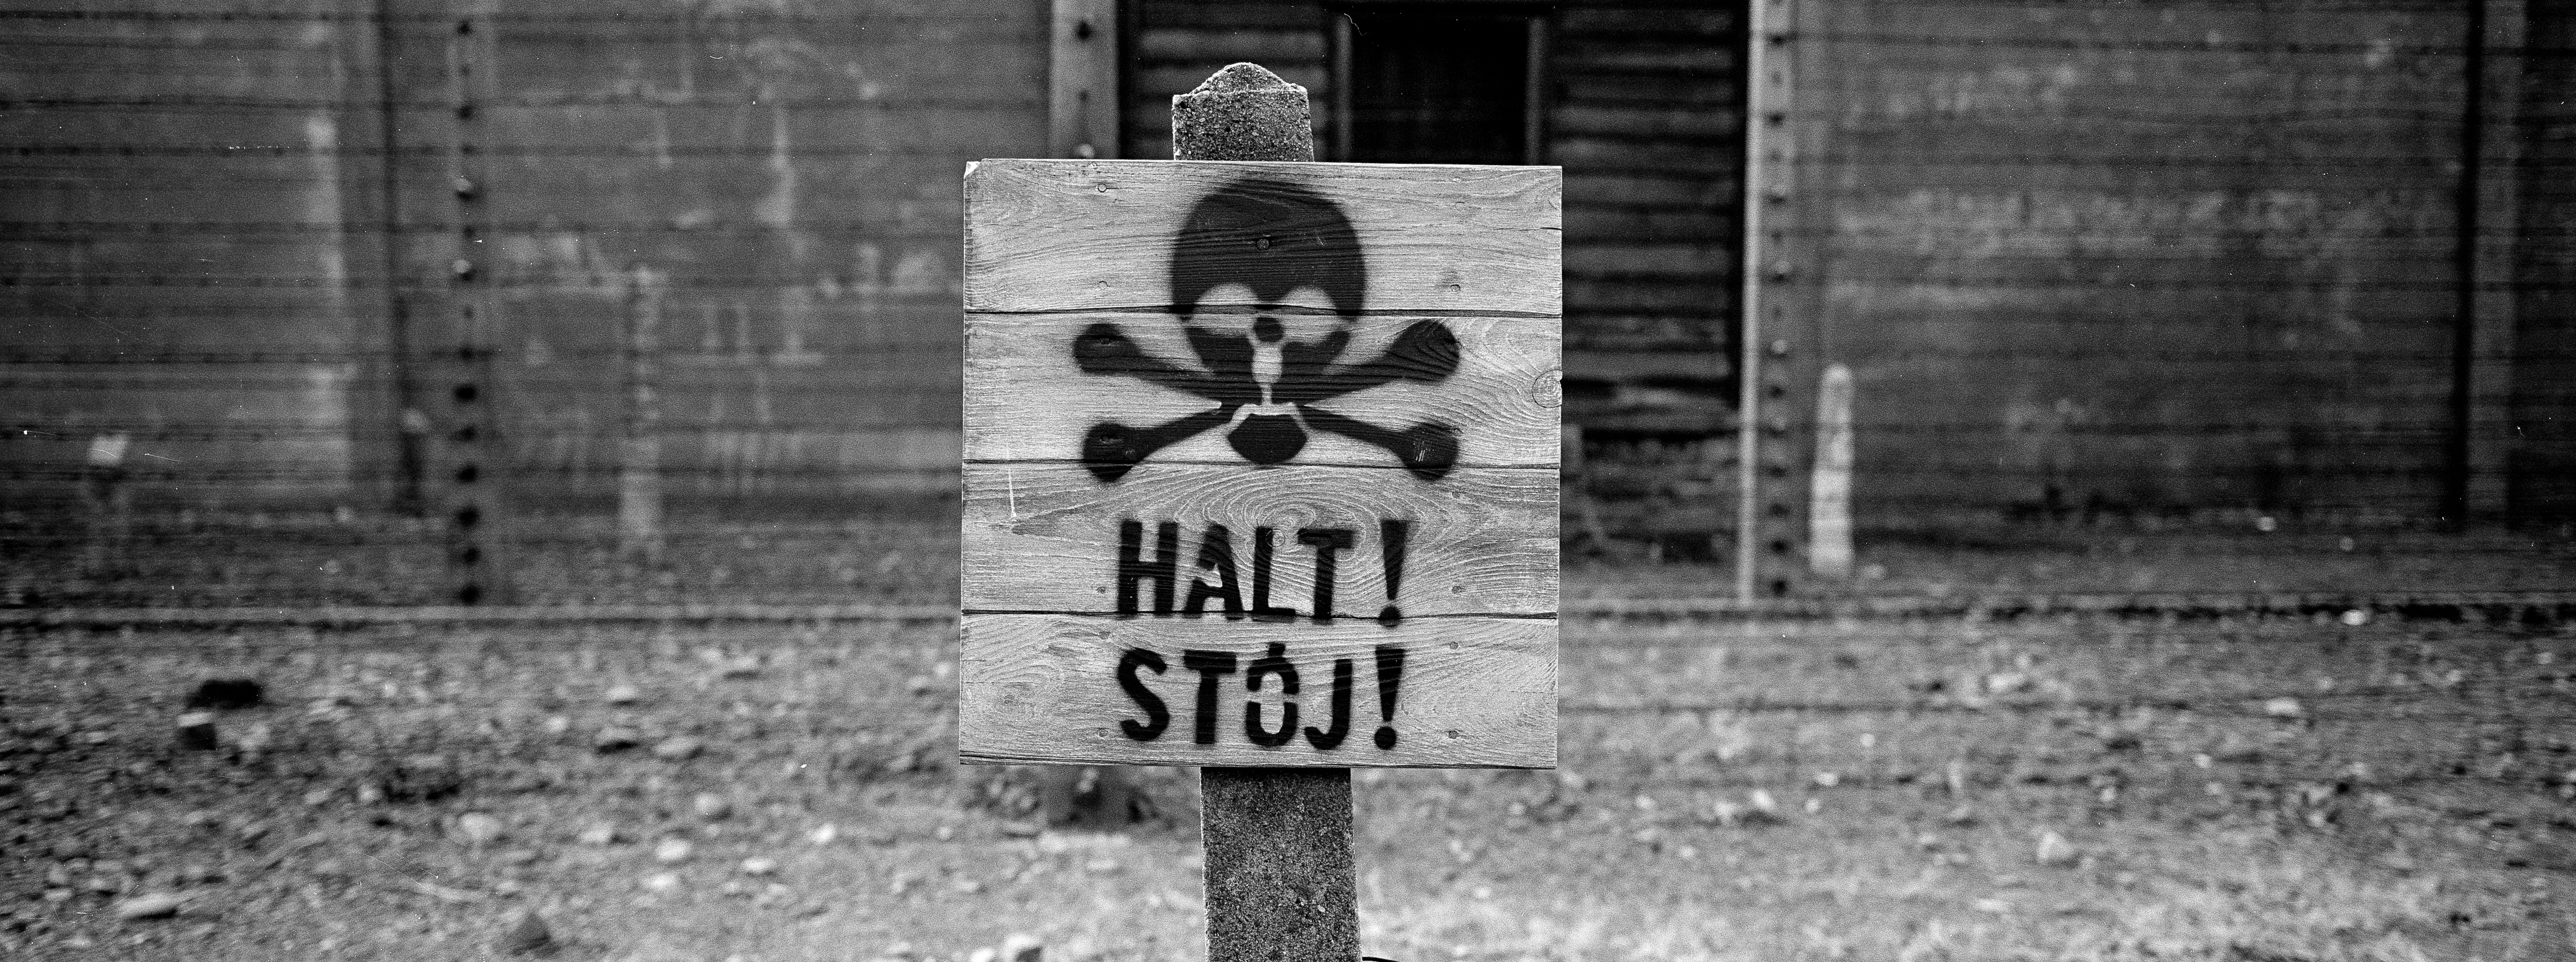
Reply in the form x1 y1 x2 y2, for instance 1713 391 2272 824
1176 62 1361 962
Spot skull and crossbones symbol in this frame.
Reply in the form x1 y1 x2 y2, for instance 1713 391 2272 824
1075 178 1461 483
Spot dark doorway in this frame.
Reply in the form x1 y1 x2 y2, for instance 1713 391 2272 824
1331 7 1546 165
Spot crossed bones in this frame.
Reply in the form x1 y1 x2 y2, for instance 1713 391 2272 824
1075 315 1462 483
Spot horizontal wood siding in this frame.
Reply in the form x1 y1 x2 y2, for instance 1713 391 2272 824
481 1 1048 502
1800 0 2476 525
1127 1 1749 555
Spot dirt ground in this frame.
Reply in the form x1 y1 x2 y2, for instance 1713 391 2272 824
3 611 2570 962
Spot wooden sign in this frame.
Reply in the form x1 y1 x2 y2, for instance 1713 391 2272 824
959 159 1559 768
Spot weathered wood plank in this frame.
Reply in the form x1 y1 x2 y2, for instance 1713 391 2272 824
963 159 1561 316
962 462 1556 618
957 612 1556 768
964 312 1560 470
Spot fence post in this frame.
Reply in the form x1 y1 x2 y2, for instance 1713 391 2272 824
619 265 665 568
1174 63 1362 962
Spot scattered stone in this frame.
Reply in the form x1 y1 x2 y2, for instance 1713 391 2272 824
1705 799 1744 827
1985 672 2033 694
2340 609 2370 627
113 893 185 920
807 823 839 846
604 683 642 705
652 737 703 762
693 792 732 820
1002 932 1045 962
494 908 551 953
380 753 463 803
578 823 622 846
740 857 778 877
2263 697 2305 720
642 871 681 893
593 727 642 753
455 812 505 846
1811 771 1841 788
2035 830 2079 867
186 679 264 710
653 837 693 864
968 948 1000 962
174 713 218 751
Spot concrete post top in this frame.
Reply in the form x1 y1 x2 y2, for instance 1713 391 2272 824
1171 61 1314 163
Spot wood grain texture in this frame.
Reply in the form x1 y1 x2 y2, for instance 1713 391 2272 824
962 156 1559 769
963 159 1561 316
965 312 1560 469
963 462 1556 618
957 613 1556 768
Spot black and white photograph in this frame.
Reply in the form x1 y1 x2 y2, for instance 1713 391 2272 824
2 1 2571 959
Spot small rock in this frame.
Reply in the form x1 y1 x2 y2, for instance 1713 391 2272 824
542 716 572 735
642 871 681 892
740 857 778 877
1984 672 2033 694
2263 697 2304 719
455 812 504 846
2035 830 2079 867
355 783 387 805
1747 788 1780 817
186 679 265 710
998 820 1041 838
968 948 1000 962
174 713 218 751
593 727 642 753
1811 771 1841 788
693 793 732 820
577 823 622 846
113 893 185 920
652 737 703 762
1001 932 1044 962
2340 609 2369 627
1944 805 1980 827
497 849 541 866
302 787 336 807
495 908 551 953
604 683 642 705
718 657 761 680
1705 799 1744 826
807 823 838 846
653 837 693 864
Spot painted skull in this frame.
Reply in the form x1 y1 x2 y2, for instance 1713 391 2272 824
1075 178 1461 483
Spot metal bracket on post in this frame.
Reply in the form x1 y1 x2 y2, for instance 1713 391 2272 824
1174 63 1358 962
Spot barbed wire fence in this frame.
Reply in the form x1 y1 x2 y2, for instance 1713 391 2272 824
2 0 2573 614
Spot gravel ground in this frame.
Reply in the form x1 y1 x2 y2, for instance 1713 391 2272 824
3 614 2571 961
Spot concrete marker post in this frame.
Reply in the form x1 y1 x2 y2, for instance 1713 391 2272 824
1174 63 1360 962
